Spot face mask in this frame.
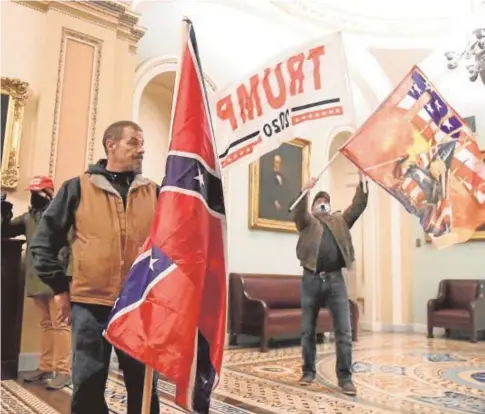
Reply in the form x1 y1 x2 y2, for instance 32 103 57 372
313 202 331 215
31 192 50 209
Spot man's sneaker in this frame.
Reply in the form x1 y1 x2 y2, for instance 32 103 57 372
45 373 71 390
23 370 53 383
299 372 315 386
339 380 357 396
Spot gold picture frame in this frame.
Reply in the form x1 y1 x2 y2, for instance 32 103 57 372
470 150 485 240
249 138 311 233
1 77 29 189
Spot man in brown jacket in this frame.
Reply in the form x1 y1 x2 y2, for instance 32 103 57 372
293 175 368 396
30 121 160 414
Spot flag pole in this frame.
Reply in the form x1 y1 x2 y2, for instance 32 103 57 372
141 366 154 414
288 151 341 212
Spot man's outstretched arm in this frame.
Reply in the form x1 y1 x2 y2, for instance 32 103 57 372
343 175 369 229
292 177 318 231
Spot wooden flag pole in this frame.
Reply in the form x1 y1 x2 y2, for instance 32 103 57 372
141 366 154 414
363 156 404 172
288 151 341 212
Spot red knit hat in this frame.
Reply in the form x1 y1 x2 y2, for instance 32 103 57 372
26 176 54 192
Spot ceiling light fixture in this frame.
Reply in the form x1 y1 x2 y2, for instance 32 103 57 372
444 27 485 85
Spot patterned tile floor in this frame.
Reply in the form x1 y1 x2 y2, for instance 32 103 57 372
4 333 485 413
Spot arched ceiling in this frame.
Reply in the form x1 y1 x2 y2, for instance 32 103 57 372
271 0 478 37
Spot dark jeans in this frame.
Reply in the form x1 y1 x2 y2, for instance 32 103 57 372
301 268 353 383
71 303 160 414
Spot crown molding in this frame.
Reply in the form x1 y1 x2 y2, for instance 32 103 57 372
14 1 146 48
270 0 471 38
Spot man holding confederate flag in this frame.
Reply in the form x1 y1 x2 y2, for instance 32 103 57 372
30 121 161 414
292 174 368 395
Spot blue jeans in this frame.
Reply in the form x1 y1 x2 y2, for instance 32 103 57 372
71 303 160 414
300 269 353 383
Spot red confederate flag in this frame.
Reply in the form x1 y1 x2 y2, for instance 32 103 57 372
104 19 227 413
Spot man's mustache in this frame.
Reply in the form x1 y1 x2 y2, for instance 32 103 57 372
134 155 144 161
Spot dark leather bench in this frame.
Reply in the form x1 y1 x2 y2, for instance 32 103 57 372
229 273 359 352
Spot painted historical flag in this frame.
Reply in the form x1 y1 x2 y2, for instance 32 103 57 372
213 32 353 169
340 66 485 248
104 19 227 413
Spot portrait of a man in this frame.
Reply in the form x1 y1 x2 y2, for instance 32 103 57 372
249 138 310 232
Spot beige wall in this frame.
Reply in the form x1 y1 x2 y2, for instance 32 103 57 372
1 0 142 354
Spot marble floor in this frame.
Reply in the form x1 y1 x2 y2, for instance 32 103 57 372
3 332 484 413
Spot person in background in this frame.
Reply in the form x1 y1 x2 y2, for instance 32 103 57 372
292 174 368 396
30 121 160 414
1 176 72 389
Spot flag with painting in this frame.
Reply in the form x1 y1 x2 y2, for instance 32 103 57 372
340 66 485 248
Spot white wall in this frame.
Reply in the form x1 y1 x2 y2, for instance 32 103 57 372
138 83 172 184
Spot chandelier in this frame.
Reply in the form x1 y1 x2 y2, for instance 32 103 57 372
445 28 485 85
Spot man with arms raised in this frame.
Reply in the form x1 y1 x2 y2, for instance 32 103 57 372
293 174 368 396
30 121 160 414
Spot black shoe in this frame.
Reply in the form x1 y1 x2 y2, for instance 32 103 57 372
299 372 315 386
339 380 357 396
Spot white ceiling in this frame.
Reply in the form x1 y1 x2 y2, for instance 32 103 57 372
271 0 481 38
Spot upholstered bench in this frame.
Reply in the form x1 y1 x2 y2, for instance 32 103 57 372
229 273 359 352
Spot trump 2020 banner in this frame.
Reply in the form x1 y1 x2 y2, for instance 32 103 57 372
213 32 353 169
340 66 485 248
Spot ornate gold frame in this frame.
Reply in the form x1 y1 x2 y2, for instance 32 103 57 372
1 77 29 189
470 150 485 241
249 138 311 233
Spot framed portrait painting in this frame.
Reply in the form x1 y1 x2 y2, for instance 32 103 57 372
249 138 311 232
1 77 29 189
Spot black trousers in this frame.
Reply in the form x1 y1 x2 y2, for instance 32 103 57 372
300 268 353 383
71 303 160 414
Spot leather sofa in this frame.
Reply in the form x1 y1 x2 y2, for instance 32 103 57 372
427 279 485 343
229 273 359 352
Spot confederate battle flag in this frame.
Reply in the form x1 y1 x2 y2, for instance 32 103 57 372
104 19 227 413
340 66 485 248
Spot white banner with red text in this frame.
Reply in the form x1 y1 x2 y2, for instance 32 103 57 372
212 32 354 169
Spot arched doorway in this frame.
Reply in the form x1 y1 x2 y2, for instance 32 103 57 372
133 56 221 187
328 130 368 325
138 71 175 183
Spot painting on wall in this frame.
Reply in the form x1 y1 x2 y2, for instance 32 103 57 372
1 77 29 189
249 138 311 232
